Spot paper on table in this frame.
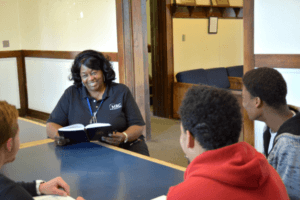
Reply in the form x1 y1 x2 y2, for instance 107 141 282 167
151 195 167 200
33 195 75 200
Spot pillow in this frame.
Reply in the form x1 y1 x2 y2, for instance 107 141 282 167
176 69 208 85
226 65 243 77
206 68 230 89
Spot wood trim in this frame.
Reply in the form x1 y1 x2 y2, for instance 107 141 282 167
173 82 194 119
0 51 27 116
116 0 151 140
19 117 46 127
131 0 151 140
243 0 255 146
151 0 174 118
117 0 135 92
228 76 243 90
255 54 300 68
0 51 22 58
172 5 243 18
27 109 50 121
16 53 28 117
0 50 118 62
22 50 118 62
116 0 125 84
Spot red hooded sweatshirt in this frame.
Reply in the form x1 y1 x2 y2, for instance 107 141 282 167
167 142 289 200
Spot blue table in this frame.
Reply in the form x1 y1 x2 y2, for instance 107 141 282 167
1 120 185 200
18 118 47 143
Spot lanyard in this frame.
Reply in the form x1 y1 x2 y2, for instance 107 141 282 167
86 98 104 123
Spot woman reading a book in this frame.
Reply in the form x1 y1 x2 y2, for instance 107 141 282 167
46 50 149 156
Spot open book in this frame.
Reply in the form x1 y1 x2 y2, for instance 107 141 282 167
58 123 112 143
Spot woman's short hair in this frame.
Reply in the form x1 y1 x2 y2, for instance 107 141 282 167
179 85 242 150
0 101 19 147
70 50 116 87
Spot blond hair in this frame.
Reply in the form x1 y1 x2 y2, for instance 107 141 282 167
0 101 19 147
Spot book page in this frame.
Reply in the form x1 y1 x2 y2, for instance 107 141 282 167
86 123 111 129
151 195 167 200
34 195 75 200
58 124 85 131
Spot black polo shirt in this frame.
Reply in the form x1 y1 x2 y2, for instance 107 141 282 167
47 83 145 132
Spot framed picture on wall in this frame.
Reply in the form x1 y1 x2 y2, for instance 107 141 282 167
208 16 218 34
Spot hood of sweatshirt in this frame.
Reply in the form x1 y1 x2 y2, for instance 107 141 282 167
184 142 270 188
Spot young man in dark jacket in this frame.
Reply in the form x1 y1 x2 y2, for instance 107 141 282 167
242 67 300 200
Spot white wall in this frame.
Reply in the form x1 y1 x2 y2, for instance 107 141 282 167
0 58 21 108
254 0 300 54
254 0 300 153
25 58 119 113
173 18 243 78
25 58 73 113
0 0 21 51
18 0 118 52
0 0 119 113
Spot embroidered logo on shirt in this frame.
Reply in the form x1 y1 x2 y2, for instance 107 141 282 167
109 103 122 110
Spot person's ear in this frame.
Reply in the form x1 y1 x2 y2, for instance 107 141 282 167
6 138 13 152
255 97 263 108
186 130 195 149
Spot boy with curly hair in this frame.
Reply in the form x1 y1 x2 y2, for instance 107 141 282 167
167 85 289 200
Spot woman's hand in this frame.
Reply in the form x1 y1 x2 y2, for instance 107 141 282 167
101 131 125 146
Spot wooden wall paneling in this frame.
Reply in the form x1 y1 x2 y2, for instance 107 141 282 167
190 7 209 18
151 0 174 118
0 51 27 116
116 0 151 139
116 0 134 91
0 51 22 58
173 82 194 119
27 109 50 121
243 0 255 146
228 76 243 90
142 1 152 141
16 52 28 117
255 54 300 68
173 5 192 18
1 50 118 120
131 0 151 140
116 0 126 84
172 5 243 18
166 0 175 119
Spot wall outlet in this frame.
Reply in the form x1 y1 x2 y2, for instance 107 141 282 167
3 40 9 48
182 34 185 42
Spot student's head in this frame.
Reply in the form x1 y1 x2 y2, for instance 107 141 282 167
179 85 242 161
242 67 287 120
0 101 20 164
70 50 116 88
